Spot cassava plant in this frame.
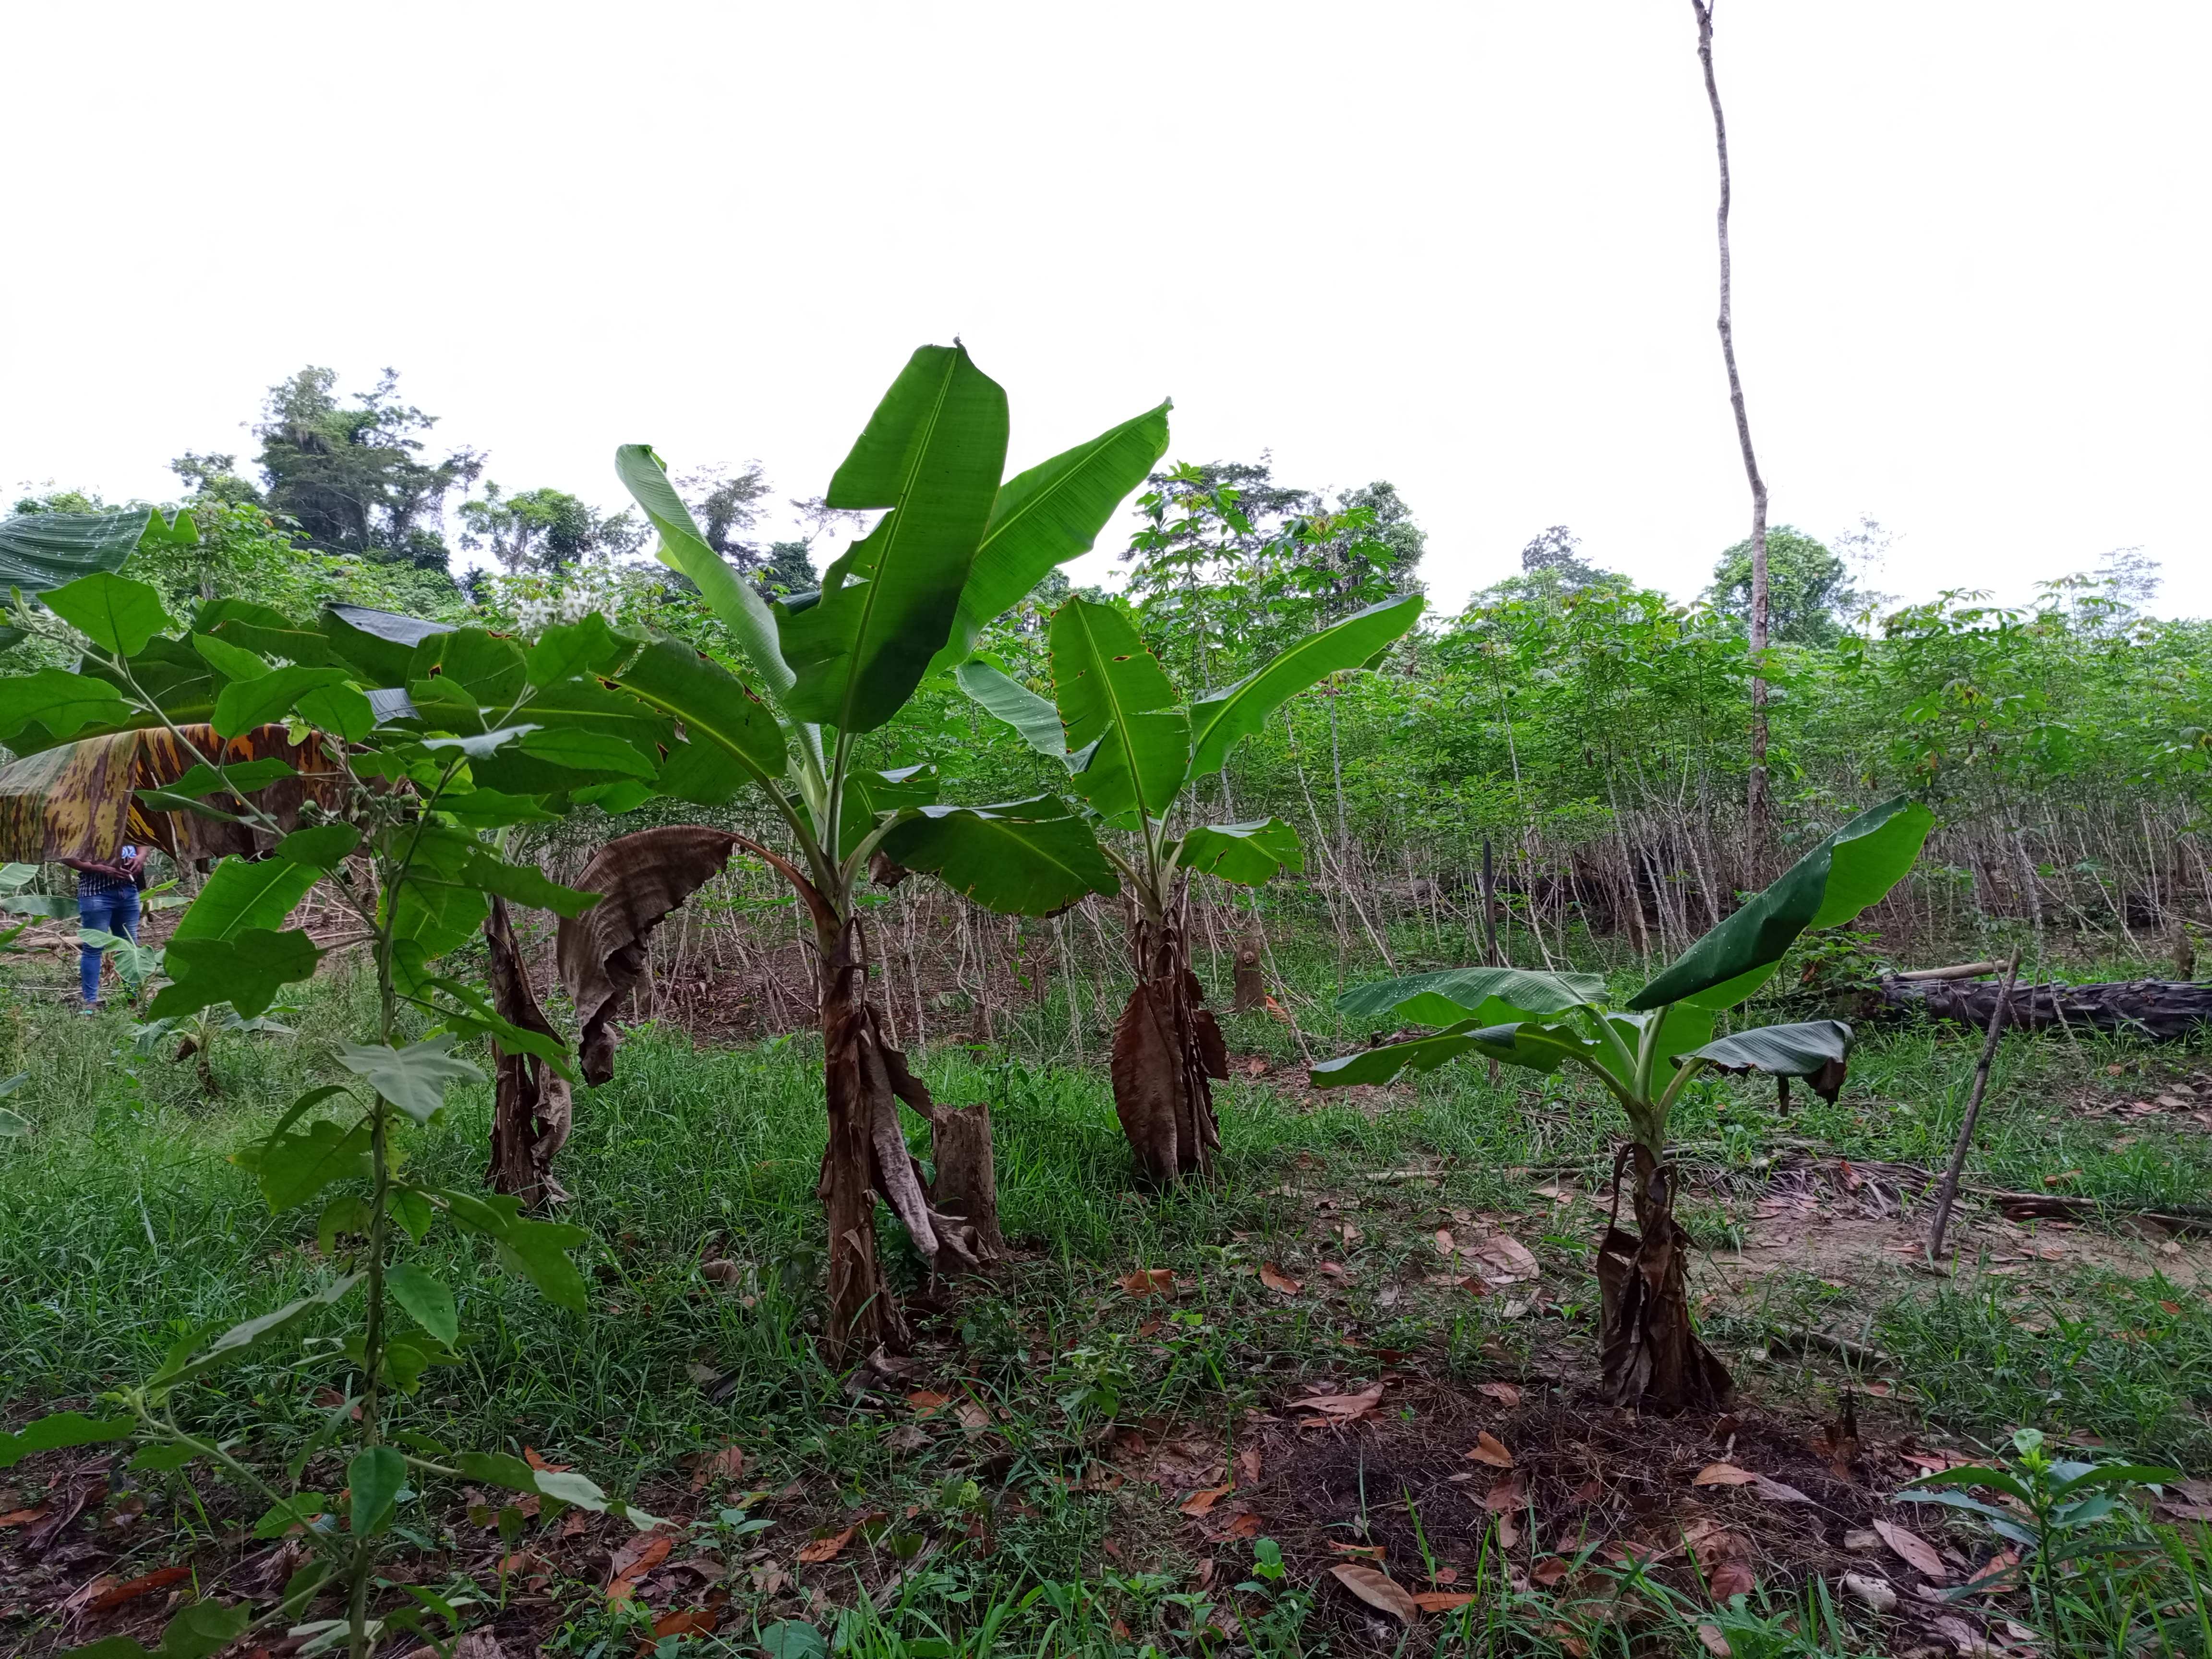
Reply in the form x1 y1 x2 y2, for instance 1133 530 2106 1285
1312 796 1933 1413
0 571 669 1658
574 342 1171 1358
956 590 1423 1177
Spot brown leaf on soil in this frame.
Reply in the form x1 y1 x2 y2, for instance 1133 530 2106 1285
556 827 746 1084
1873 1519 1948 1581
1531 1557 1572 1587
1475 1382 1522 1407
1219 1509 1263 1538
1497 1508 1521 1547
1467 1232 1540 1282
524 1446 572 1473
559 1507 592 1538
796 1525 857 1565
1328 1541 1386 1558
1289 1382 1385 1419
907 1390 950 1416
1413 1591 1478 1613
1465 1432 1515 1468
1259 1263 1302 1294
0 1507 48 1526
1693 1463 1760 1487
607 1535 673 1601
1118 1268 1177 1298
690 1444 744 1491
650 1605 724 1642
1686 1522 1755 1600
1331 1563 1419 1623
1237 1446 1263 1485
1929 1614 2002 1655
1481 1472 1527 1513
954 1401 992 1431
1178 1484 1233 1517
77 1564 192 1617
1751 1477 1814 1504
1694 1624 1733 1657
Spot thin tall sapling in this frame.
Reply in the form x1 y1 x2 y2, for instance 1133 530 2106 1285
955 591 1423 1177
578 343 1168 1358
1313 797 1932 1413
0 575 665 1658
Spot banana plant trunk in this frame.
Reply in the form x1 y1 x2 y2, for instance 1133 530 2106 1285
815 915 1000 1363
1110 879 1229 1180
485 897 573 1211
1595 1142 1732 1415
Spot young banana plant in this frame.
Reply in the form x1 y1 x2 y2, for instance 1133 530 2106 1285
957 590 1424 1177
581 343 1171 1358
1313 796 1933 1413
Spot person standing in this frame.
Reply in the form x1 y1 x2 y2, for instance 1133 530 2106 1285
65 842 147 1010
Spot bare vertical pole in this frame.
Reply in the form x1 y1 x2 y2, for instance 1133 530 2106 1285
1689 0 1770 863
1926 954 2021 1263
1480 836 1501 967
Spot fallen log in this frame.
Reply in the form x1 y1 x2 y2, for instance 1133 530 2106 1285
1880 974 2212 1041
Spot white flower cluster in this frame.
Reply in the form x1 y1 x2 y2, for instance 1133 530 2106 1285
495 564 638 639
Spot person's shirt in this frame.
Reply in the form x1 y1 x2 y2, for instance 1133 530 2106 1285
73 845 142 897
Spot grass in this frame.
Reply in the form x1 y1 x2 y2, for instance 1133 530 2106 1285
2 936 2210 1656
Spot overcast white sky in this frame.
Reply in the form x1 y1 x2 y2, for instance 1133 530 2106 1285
2 2 2205 617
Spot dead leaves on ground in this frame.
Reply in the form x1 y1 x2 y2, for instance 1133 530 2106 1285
1258 1262 1302 1294
1287 1381 1385 1427
606 1533 673 1602
1465 1431 1515 1468
795 1524 857 1565
689 1443 745 1491
1874 1518 1948 1581
1330 1563 1419 1623
1118 1267 1176 1298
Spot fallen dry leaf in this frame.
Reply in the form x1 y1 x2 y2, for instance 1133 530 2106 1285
1219 1509 1262 1539
1119 1268 1176 1298
1465 1432 1515 1468
79 1564 193 1617
1238 1446 1262 1484
907 1390 950 1416
1468 1232 1540 1282
1686 1523 1755 1600
1928 1614 2001 1655
1288 1382 1386 1419
1752 1477 1814 1504
1482 1471 1527 1513
0 1507 48 1527
1873 1519 1948 1581
524 1446 573 1473
1179 1484 1233 1517
1475 1382 1522 1407
796 1525 857 1565
954 1401 992 1431
1531 1556 1572 1587
1694 1623 1732 1657
1431 1566 1459 1585
651 1605 723 1641
1259 1262 1303 1294
1331 1563 1419 1623
1693 1463 1760 1487
1413 1591 1478 1613
607 1534 673 1601
1328 1540 1386 1558
690 1444 745 1491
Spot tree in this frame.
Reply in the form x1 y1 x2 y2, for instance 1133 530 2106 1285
580 345 1173 1359
758 538 816 595
1706 525 1858 646
457 484 642 573
1690 0 1774 854
169 451 263 506
1475 525 1622 606
957 591 1424 1177
254 367 480 575
1316 797 1931 1413
0 578 661 1659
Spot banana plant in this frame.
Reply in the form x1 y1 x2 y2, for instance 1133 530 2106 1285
1312 796 1933 1414
585 343 1171 1358
957 590 1424 1177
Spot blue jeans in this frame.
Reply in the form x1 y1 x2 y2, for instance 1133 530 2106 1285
79 886 140 1004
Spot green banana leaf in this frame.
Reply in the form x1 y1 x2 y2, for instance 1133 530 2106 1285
953 659 1070 763
1687 1020 1852 1078
1627 797 1934 1010
1311 1019 1583 1089
615 444 796 702
322 603 457 686
879 795 1120 916
1185 592 1423 781
926 400 1171 678
0 508 197 649
1050 599 1185 820
611 639 790 805
1337 964 1605 1025
780 344 1009 732
1171 818 1303 885
841 765 939 861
